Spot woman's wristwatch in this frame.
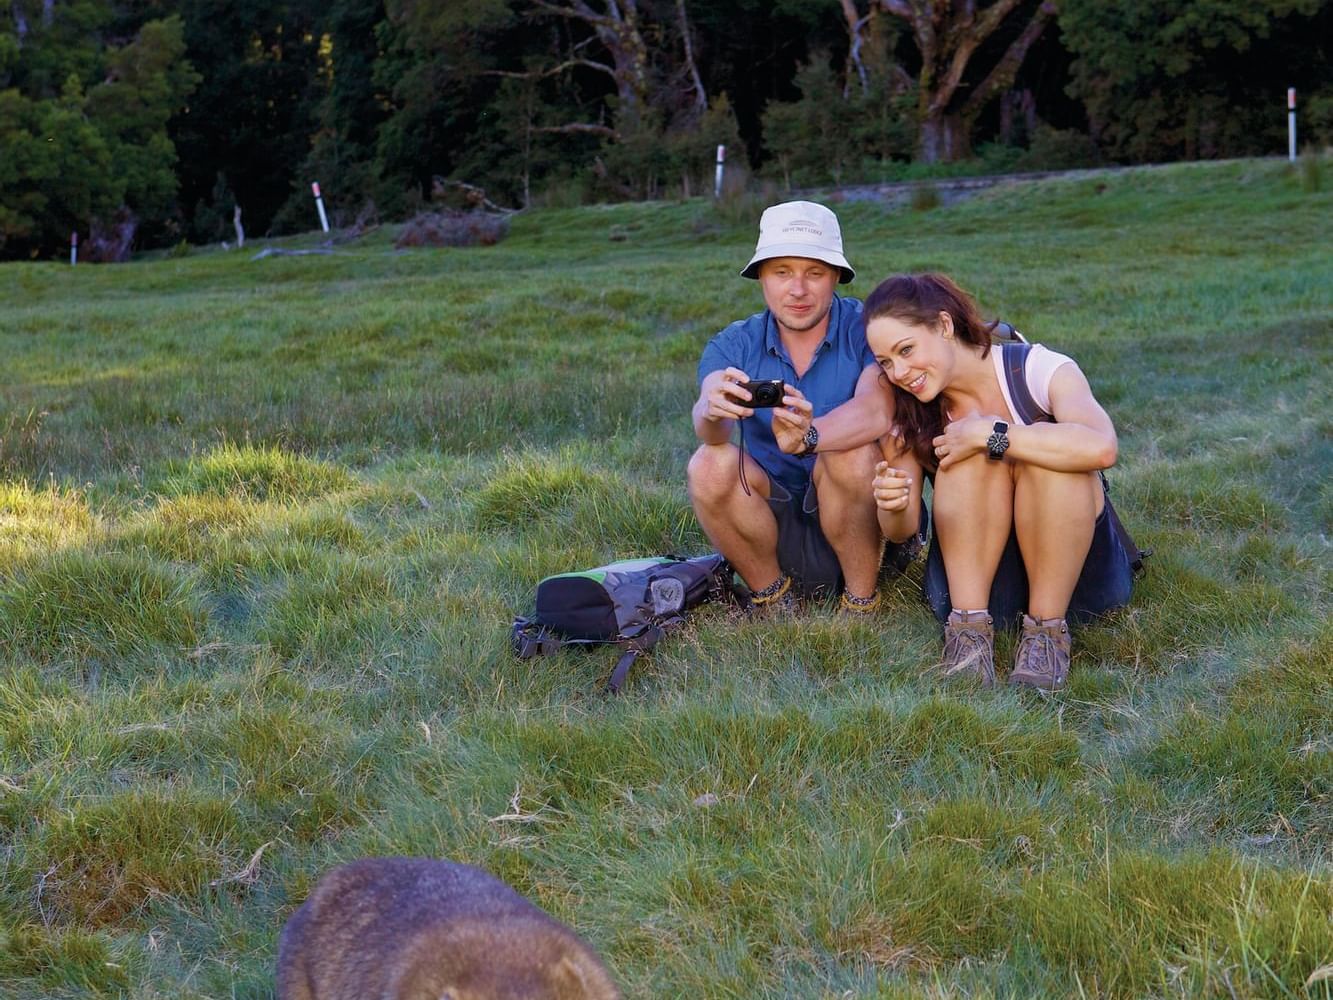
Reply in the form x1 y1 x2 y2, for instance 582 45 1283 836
986 420 1010 460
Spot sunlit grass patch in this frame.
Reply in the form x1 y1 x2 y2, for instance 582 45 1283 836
1130 460 1285 532
1076 543 1300 674
157 443 355 502
194 701 373 841
0 550 206 663
113 494 257 568
0 481 96 575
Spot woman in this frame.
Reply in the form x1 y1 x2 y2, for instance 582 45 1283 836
864 273 1133 691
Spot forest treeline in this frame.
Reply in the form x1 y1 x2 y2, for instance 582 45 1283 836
1 0 1330 259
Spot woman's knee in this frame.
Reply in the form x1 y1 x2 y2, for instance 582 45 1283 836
1013 463 1102 516
934 452 1012 513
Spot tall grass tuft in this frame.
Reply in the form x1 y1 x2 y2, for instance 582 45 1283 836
158 443 355 503
0 550 206 662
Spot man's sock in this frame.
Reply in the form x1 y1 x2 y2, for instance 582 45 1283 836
750 574 792 606
840 589 881 614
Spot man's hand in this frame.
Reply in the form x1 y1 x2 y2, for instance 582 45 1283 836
932 413 998 470
771 386 814 454
872 461 914 512
700 367 762 423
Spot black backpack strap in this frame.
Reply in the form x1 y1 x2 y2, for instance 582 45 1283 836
1099 473 1151 578
999 341 1052 425
511 617 564 659
604 622 671 694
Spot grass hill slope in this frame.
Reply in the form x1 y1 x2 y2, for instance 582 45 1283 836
0 158 1330 998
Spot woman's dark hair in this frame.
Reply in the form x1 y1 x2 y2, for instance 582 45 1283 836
863 273 996 466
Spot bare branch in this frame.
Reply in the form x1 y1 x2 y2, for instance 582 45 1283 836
529 0 613 28
677 0 707 115
962 0 1056 118
532 123 618 138
12 2 29 42
839 0 875 96
484 57 616 81
971 0 1026 43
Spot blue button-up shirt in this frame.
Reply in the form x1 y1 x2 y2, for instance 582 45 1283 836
697 295 874 493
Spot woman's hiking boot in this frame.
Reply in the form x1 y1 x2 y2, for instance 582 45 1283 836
1010 614 1071 692
942 610 995 686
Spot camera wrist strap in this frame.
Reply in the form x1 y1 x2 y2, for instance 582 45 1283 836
737 419 753 497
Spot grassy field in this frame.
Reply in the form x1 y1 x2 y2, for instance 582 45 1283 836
0 157 1330 998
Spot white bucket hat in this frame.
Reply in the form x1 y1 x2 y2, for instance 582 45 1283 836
740 200 855 284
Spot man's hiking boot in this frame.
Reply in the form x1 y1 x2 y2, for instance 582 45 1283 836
941 610 995 686
1010 614 1071 693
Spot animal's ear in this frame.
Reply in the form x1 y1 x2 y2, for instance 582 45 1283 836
549 954 589 998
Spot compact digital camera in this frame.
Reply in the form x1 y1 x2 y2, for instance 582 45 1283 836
740 379 785 408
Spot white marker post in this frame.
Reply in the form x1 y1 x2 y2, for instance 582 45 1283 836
311 181 330 233
714 144 726 199
1288 88 1297 162
70 231 77 266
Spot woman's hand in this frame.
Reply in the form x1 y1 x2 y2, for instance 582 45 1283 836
932 414 999 470
872 461 913 512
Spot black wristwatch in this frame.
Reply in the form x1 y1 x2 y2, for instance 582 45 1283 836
986 420 1010 460
798 423 819 457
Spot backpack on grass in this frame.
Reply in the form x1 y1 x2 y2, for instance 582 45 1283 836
511 553 735 693
991 323 1150 576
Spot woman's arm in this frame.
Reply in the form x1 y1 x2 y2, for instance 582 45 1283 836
873 434 924 543
932 363 1118 472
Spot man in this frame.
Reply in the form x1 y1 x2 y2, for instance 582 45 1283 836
688 200 917 613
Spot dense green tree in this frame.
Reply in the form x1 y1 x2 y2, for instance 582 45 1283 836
0 81 116 255
0 6 195 257
1060 0 1329 162
86 16 198 227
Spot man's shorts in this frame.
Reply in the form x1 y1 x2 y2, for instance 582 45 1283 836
768 479 925 600
922 503 1133 628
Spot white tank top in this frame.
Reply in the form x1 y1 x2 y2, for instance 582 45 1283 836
991 343 1076 425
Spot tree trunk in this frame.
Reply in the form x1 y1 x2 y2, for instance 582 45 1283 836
12 2 28 41
529 0 652 133
677 0 707 118
918 112 972 164
879 0 1055 163
839 0 874 97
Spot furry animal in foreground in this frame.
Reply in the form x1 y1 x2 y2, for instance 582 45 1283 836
277 857 621 1000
